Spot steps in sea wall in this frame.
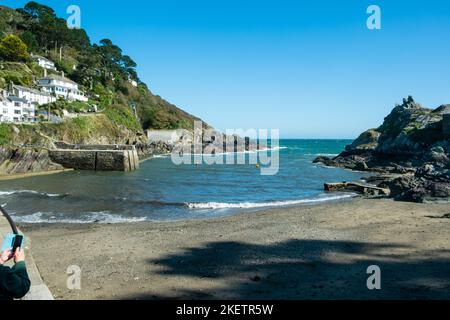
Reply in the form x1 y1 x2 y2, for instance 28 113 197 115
49 144 140 172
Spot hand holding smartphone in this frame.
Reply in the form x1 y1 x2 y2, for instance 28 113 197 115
1 234 24 257
12 235 23 254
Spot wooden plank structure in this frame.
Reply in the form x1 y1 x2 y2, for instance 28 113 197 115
324 182 390 196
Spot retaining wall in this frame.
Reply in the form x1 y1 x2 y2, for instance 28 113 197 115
49 144 140 171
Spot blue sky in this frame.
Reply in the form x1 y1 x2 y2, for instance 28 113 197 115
3 0 450 138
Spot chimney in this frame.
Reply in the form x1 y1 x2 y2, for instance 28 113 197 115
44 68 47 77
61 71 65 78
8 81 13 93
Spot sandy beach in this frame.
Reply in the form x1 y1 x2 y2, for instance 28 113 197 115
0 169 74 181
18 198 450 300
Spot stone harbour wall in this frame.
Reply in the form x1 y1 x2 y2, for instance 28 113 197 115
49 145 140 172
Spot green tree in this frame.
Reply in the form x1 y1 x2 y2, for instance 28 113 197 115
0 34 30 61
20 1 56 19
19 31 39 52
17 2 90 51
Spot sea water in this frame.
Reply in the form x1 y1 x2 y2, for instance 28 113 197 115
0 140 363 223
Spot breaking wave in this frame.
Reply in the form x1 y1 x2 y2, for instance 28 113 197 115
0 190 64 198
13 211 147 224
186 193 356 209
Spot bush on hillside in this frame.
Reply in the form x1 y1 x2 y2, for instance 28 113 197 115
0 34 29 62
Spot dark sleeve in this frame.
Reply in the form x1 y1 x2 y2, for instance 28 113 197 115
0 261 31 299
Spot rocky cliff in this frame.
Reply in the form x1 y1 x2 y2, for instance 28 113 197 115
314 97 450 202
0 147 64 175
0 114 171 175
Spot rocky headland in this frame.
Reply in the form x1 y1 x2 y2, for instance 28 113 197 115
314 97 450 203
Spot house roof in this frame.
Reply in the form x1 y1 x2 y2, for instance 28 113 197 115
8 96 29 103
38 75 78 85
12 85 53 97
33 55 54 64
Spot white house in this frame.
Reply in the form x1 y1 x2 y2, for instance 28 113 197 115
37 74 88 102
128 76 138 87
0 95 35 123
0 95 14 123
7 96 36 123
9 84 56 106
146 129 193 144
33 55 57 71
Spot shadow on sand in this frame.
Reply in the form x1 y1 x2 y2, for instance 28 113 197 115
124 239 450 300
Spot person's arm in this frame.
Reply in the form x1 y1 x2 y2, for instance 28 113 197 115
0 248 31 299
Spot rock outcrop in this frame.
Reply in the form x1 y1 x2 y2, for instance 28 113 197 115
315 97 450 203
0 147 64 175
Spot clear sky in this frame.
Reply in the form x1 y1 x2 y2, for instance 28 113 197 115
3 0 450 138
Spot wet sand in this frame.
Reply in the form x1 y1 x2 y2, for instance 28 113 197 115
0 169 73 181
21 198 450 300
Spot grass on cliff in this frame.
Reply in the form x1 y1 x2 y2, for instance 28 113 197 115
0 123 11 145
104 105 141 132
1 110 142 146
0 61 35 88
50 112 140 144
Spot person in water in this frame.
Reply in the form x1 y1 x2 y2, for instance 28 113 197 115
0 247 31 300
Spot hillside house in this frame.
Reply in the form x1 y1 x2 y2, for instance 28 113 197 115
8 96 35 123
146 129 193 144
37 74 88 102
0 94 13 123
128 76 138 87
9 84 56 106
33 55 57 71
0 94 35 123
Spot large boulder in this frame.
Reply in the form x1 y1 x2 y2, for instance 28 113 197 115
318 97 450 203
415 164 450 182
422 146 450 168
0 147 64 175
375 98 444 155
385 175 419 198
401 181 450 203
345 129 380 153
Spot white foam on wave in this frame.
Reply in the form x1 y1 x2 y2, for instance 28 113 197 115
0 190 62 197
11 193 356 223
187 193 356 209
12 211 147 224
304 153 339 157
186 146 288 157
151 154 170 159
317 153 339 157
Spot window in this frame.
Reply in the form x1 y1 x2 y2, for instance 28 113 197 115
3 109 7 114
14 102 20 107
14 110 21 115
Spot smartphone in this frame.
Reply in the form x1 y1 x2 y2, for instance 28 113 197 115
11 235 23 253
